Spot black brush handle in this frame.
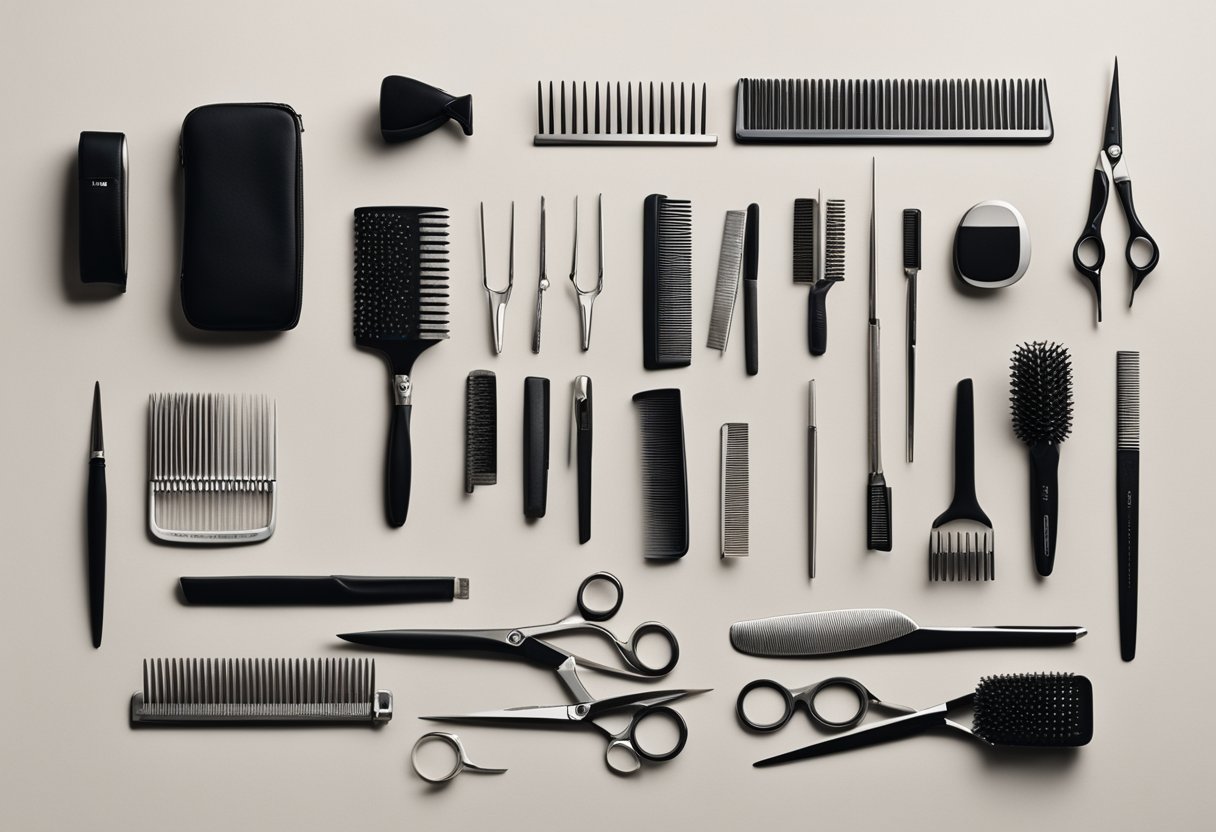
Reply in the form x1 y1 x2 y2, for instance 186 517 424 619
181 576 458 605
577 428 592 544
386 403 412 527
743 203 760 375
935 379 991 526
808 282 835 356
523 377 550 519
1116 450 1139 660
1027 442 1060 576
87 458 106 648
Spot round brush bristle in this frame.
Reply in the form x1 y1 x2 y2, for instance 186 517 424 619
1009 341 1074 445
972 672 1093 747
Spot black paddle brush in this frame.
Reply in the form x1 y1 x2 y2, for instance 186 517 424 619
1010 342 1074 576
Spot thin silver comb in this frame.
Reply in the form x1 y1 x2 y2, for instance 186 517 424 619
130 658 392 724
148 393 277 543
720 422 749 557
1117 351 1140 450
535 81 716 145
707 210 747 351
731 609 917 656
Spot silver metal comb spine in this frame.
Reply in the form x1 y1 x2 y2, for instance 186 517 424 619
720 422 749 558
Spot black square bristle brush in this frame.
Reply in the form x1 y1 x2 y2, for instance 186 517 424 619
354 206 450 527
1010 341 1074 576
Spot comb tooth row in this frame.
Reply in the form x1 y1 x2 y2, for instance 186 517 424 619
791 198 817 285
736 78 1053 142
131 658 392 724
1116 351 1141 450
720 422 749 558
1010 341 1074 444
823 200 846 280
148 393 277 543
972 673 1093 747
632 389 689 559
643 195 693 369
465 370 497 492
353 207 450 341
535 81 716 145
929 531 995 581
707 210 747 351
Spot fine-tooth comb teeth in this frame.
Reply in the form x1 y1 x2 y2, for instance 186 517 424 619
643 195 693 369
720 422 749 558
535 81 717 146
130 658 393 725
148 393 277 543
1116 351 1140 451
632 389 689 559
707 210 747 352
735 78 1054 143
465 370 497 493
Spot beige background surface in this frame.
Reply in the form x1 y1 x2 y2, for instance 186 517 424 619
2 0 1214 828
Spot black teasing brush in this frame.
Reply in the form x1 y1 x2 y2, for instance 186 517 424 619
972 673 1093 747
903 209 921 270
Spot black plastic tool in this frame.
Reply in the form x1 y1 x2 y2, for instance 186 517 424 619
742 203 760 375
379 76 472 143
180 575 468 605
524 377 550 519
632 389 689 559
87 381 106 648
642 195 692 369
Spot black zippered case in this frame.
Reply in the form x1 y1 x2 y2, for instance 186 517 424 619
179 103 304 331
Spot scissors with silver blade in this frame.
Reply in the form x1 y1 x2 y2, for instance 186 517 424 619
337 571 679 702
1072 58 1159 322
423 687 708 775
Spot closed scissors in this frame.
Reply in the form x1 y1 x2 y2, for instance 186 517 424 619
338 571 679 702
422 687 707 775
1072 58 1159 322
736 676 915 733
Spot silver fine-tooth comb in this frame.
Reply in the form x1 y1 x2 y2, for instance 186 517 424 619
643 194 693 369
707 210 747 352
130 658 392 724
735 78 1054 143
148 393 276 543
720 422 749 558
535 81 716 146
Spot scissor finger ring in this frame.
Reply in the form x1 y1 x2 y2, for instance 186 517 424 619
411 732 508 784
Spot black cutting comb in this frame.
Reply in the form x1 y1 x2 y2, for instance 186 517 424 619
643 195 692 369
632 389 688 559
354 207 450 527
464 370 496 493
1010 342 1074 576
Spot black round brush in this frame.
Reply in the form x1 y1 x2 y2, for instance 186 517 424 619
1010 342 1074 576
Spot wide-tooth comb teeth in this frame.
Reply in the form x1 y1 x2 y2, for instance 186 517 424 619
632 389 689 559
131 658 392 724
1116 351 1140 450
707 210 746 351
720 422 749 557
792 198 817 285
930 530 995 581
534 81 716 145
464 370 497 492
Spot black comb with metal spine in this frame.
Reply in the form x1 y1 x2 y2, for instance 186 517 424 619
354 207 450 527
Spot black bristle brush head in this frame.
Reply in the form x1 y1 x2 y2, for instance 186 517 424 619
903 209 921 271
464 371 497 493
972 673 1093 747
1010 342 1074 445
792 198 817 285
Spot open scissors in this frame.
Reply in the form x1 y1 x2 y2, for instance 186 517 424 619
338 571 678 702
423 687 708 775
736 676 915 733
1072 59 1159 322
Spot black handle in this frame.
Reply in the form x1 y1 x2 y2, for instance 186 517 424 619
808 282 835 356
87 458 106 648
577 427 592 544
180 575 459 605
1113 177 1160 297
629 706 689 762
736 679 797 732
807 426 816 579
1116 450 1139 661
1027 442 1060 576
386 403 412 527
896 626 1086 652
936 380 991 526
1072 167 1108 318
742 203 760 375
523 377 550 519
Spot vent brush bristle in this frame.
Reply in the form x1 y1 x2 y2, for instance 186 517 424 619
972 673 1093 747
464 370 497 492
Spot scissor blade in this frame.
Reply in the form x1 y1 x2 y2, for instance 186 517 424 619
753 705 950 767
588 688 711 717
422 704 577 724
1104 58 1122 151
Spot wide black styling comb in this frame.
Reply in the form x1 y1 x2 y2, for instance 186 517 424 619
632 389 688 559
1010 342 1074 576
642 194 692 369
354 207 450 527
379 76 472 143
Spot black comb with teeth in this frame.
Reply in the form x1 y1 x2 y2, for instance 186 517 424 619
464 370 497 493
643 195 693 370
1010 341 1074 576
632 389 688 559
535 81 716 146
354 207 450 527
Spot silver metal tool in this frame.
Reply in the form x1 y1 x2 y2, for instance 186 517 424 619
130 658 392 724
903 209 921 462
570 376 593 544
866 159 892 551
569 194 604 350
720 422 749 558
148 393 276 543
532 196 548 353
707 209 746 352
411 732 507 783
480 201 513 355
536 81 716 146
729 608 1086 657
807 380 817 579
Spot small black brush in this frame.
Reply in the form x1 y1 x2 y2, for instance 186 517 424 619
632 389 688 558
464 370 497 493
1010 342 1074 576
354 207 450 527
793 195 846 356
